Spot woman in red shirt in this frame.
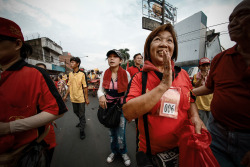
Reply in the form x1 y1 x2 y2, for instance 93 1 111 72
123 23 205 166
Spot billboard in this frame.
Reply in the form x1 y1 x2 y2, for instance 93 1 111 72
142 17 161 31
142 0 177 24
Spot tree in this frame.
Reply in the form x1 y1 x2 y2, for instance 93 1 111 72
121 59 134 70
119 48 130 62
119 48 131 70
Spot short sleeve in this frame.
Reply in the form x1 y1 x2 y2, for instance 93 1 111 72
124 72 142 103
205 56 217 90
67 73 71 86
126 71 131 83
97 73 105 98
82 73 87 88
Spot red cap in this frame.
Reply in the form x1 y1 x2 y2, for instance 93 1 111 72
0 17 24 41
199 57 210 65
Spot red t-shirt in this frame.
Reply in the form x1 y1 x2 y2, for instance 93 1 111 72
206 45 250 130
125 65 194 155
0 59 67 152
127 65 142 78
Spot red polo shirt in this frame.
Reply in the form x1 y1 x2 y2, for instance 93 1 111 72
127 65 142 77
206 45 250 130
125 62 194 155
0 59 67 153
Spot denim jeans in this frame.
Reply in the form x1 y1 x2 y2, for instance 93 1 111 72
198 110 210 126
207 114 250 167
109 112 127 155
72 102 86 130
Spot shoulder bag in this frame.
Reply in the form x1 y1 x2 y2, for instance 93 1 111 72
97 98 121 128
0 126 51 167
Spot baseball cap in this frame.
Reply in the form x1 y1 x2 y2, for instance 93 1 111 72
106 49 122 59
0 17 24 42
199 57 210 65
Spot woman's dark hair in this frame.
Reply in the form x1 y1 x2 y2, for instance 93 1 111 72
144 23 178 62
0 35 33 59
58 75 62 79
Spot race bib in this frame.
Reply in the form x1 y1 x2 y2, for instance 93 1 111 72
159 87 181 119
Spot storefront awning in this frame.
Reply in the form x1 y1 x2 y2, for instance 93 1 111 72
52 64 65 72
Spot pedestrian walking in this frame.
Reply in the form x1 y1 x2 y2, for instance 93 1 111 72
126 53 143 152
0 17 67 166
123 23 205 167
63 57 89 140
97 49 131 166
193 1 250 166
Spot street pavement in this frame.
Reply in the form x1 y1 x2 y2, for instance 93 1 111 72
51 95 137 167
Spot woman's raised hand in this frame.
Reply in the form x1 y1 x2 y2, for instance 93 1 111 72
160 50 172 90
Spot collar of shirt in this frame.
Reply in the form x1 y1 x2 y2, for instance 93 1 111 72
6 59 27 71
73 70 80 73
133 64 142 70
227 44 237 55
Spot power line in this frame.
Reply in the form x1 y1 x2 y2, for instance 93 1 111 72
177 21 229 37
178 32 228 44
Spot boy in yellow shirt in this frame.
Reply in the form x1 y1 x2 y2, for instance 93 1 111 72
63 57 89 140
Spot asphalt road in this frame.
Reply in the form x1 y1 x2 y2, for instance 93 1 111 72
51 95 137 167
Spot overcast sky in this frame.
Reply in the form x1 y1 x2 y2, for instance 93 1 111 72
0 0 241 71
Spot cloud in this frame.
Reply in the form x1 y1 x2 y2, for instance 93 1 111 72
0 0 52 26
168 0 240 49
1 0 240 71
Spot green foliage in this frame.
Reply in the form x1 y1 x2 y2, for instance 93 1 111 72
118 48 130 62
118 48 136 70
121 63 126 70
121 60 134 70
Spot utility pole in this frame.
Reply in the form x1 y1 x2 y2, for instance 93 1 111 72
161 0 165 25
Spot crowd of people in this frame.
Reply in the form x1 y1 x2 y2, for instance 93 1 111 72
0 0 249 167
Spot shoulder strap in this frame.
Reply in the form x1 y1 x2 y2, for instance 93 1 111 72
142 71 147 94
141 71 151 156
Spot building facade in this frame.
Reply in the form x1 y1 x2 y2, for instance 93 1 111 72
174 11 222 70
25 37 65 74
59 52 73 74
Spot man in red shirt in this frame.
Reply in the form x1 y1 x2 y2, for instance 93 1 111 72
127 53 143 77
193 1 250 166
0 17 67 165
126 53 143 151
